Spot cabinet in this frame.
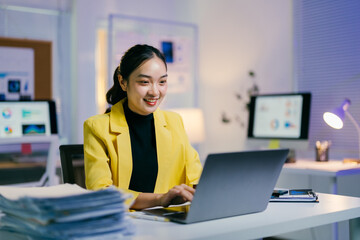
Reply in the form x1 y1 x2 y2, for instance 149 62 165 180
0 135 59 186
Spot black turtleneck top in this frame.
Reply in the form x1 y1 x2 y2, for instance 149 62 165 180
123 102 158 193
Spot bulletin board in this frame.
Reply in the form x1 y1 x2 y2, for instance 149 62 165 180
0 37 52 100
108 15 198 109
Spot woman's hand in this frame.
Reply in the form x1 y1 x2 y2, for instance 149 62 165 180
159 184 195 207
130 184 196 210
130 184 195 210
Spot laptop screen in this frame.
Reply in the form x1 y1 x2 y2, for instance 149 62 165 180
0 100 57 138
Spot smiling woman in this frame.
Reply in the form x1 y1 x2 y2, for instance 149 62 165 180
118 55 168 115
83 44 203 210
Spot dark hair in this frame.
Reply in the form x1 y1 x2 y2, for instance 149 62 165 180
106 44 167 106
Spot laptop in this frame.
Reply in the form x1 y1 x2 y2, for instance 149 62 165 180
143 149 289 224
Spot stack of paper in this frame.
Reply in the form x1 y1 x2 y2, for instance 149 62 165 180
0 184 135 239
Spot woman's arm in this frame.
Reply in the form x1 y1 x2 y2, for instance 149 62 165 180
130 184 195 210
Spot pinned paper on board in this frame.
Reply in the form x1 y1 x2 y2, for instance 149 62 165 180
0 46 34 101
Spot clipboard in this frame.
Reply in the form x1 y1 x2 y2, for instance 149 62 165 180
270 189 319 202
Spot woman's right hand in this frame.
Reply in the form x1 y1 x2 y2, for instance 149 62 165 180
159 184 195 207
130 184 196 210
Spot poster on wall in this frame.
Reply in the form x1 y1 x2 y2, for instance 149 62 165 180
108 15 198 109
0 46 34 101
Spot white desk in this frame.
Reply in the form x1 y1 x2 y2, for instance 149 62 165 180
131 193 360 240
281 160 360 194
276 160 360 240
283 160 360 177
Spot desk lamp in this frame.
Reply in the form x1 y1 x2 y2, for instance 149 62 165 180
169 108 205 144
323 99 360 163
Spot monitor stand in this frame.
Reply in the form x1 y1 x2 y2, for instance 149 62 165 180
245 138 308 163
268 140 296 163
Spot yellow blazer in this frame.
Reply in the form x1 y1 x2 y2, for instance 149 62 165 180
83 99 202 202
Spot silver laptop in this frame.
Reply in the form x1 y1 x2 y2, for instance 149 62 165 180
143 149 289 224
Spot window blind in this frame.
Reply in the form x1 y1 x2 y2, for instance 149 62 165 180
294 1 360 158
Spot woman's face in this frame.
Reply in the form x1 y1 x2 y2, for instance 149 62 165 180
119 56 168 115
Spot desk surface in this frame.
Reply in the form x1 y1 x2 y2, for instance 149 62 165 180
283 160 360 176
131 193 360 240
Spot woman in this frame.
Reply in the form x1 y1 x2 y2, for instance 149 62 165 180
84 44 202 210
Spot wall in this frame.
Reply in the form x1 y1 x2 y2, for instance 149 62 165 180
0 0 293 160
195 0 293 158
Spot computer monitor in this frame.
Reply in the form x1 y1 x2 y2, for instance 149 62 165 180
0 100 57 138
246 92 311 154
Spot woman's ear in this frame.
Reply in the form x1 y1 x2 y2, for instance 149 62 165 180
118 75 127 91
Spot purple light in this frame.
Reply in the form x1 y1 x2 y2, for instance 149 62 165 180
323 99 351 129
323 98 360 159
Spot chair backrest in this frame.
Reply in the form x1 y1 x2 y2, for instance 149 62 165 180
59 144 86 188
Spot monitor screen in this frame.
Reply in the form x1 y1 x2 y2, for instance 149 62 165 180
0 100 57 138
247 93 311 140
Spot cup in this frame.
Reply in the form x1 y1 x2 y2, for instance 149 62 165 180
315 141 330 162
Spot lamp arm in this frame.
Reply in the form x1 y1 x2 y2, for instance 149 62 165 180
345 111 360 159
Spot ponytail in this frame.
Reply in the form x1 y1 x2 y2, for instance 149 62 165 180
106 67 127 106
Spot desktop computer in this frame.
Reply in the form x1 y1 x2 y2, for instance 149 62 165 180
245 92 312 162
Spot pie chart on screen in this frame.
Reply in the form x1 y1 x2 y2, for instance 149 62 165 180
2 108 12 119
270 119 279 130
5 126 13 134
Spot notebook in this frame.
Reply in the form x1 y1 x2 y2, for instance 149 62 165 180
142 148 289 224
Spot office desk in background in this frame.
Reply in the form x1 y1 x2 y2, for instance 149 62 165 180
281 160 360 194
131 193 360 240
276 160 360 240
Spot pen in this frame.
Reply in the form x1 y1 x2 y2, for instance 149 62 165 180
128 212 169 222
272 189 288 197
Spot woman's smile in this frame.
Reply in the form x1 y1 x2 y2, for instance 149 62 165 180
144 98 159 106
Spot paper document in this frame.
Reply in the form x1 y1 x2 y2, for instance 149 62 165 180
0 183 89 200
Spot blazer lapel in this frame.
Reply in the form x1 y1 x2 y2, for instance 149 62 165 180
153 109 173 192
110 100 133 189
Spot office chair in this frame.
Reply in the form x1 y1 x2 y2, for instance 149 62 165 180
59 144 86 188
